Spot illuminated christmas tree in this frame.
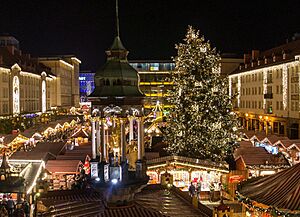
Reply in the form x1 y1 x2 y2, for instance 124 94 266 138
165 26 239 162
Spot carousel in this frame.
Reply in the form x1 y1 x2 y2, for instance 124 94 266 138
87 6 148 205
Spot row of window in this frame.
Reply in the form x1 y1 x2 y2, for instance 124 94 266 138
130 62 175 71
234 65 300 84
240 100 298 111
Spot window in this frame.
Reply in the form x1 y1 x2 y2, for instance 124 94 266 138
259 101 262 109
276 101 279 110
280 85 283 94
259 87 262 95
276 85 279 94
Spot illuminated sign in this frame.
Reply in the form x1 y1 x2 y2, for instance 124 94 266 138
90 162 98 179
79 77 86 81
104 164 109 182
255 142 278 155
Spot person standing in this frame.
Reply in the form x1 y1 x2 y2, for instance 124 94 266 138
188 182 196 197
196 182 201 201
7 196 15 217
209 182 215 202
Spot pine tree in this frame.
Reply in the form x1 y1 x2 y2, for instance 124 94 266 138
165 26 239 162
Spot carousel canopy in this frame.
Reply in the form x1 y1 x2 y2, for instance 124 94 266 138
238 163 300 212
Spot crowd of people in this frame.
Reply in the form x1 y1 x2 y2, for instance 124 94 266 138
0 195 30 217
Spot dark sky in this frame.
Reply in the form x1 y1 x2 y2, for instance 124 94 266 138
0 0 300 71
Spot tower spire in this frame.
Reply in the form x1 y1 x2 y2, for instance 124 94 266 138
116 0 120 37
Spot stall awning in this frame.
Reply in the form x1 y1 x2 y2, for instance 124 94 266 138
46 160 83 174
238 163 300 212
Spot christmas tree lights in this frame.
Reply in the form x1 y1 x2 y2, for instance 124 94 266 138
164 26 239 162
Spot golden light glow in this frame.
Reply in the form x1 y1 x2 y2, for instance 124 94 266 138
59 60 74 68
138 71 170 74
245 113 249 117
139 82 173 85
71 57 82 64
145 93 170 97
20 71 41 79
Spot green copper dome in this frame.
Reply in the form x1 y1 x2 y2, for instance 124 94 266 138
90 36 144 97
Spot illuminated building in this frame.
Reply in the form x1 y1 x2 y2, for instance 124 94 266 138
39 55 81 108
130 55 242 111
79 70 95 101
0 35 56 115
229 38 300 139
0 35 81 116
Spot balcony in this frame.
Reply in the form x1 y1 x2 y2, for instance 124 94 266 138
264 93 273 99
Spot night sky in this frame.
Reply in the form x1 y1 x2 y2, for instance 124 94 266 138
1 0 300 71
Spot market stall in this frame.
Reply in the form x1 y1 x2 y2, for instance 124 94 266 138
237 163 300 217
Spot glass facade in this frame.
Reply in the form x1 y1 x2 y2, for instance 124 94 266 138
130 61 175 111
79 72 95 101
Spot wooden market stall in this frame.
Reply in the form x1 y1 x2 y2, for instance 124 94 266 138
237 163 300 217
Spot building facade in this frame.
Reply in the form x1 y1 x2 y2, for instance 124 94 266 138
79 70 95 101
229 39 300 139
0 35 81 116
130 56 242 111
39 56 81 108
0 36 56 115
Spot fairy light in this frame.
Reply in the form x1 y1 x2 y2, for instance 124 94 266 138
263 69 268 109
282 64 288 110
229 77 232 97
237 76 241 107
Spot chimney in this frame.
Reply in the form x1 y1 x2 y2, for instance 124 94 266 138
244 54 251 64
251 50 259 60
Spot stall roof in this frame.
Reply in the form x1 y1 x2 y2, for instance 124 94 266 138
71 128 89 138
238 163 300 211
274 139 300 150
234 146 289 167
46 160 82 174
11 142 66 161
261 135 289 145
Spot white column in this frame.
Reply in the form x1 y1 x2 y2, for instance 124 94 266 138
120 120 126 162
96 121 101 157
137 118 143 160
101 120 106 162
129 117 134 142
91 120 96 159
141 117 145 158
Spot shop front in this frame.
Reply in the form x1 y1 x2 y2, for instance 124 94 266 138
146 155 228 193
